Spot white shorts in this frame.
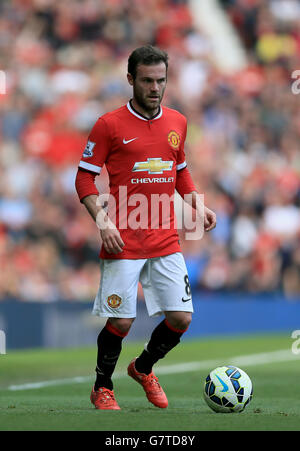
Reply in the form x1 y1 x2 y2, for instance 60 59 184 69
92 252 193 318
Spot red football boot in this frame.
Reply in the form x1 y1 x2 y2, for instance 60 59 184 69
127 358 168 408
90 386 121 410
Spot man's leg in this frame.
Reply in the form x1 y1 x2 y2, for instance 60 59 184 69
128 253 193 407
136 253 193 374
134 311 191 374
94 317 134 389
91 317 134 410
127 311 191 408
91 258 146 409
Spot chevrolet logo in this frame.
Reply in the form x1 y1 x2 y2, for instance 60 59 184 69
132 158 173 174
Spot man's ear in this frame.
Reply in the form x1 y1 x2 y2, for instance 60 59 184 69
127 73 134 86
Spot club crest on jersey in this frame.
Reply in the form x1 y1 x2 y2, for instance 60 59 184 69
107 294 122 309
83 140 95 158
168 131 180 150
132 158 173 174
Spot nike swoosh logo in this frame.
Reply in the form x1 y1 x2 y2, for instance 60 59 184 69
123 137 138 144
182 297 191 302
216 375 229 392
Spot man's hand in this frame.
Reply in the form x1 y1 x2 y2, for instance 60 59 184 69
96 205 125 254
185 191 217 233
203 206 217 232
99 228 125 254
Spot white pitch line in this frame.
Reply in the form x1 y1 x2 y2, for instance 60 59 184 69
8 376 93 391
6 349 299 392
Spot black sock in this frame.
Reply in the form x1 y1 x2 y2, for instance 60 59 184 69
135 319 187 375
94 321 127 391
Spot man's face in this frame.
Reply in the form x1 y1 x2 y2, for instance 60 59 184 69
128 62 167 113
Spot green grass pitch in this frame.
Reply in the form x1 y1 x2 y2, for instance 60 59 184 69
0 333 299 431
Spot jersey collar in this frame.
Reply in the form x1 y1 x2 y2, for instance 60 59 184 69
127 100 163 121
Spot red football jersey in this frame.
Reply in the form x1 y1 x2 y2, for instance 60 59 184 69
78 101 194 259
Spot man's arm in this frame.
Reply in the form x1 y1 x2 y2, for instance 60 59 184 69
75 168 124 254
82 194 125 255
183 190 217 232
175 167 216 232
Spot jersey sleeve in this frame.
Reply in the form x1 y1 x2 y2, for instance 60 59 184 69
176 118 188 171
175 166 197 197
175 117 197 196
75 168 99 202
78 117 111 174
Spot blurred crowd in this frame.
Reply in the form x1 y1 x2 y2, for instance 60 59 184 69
0 0 300 302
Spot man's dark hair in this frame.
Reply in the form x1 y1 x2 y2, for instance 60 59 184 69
128 45 168 79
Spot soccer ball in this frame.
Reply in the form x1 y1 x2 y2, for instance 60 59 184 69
203 365 253 413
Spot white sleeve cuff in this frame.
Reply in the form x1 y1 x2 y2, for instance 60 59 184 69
78 161 102 174
176 161 187 171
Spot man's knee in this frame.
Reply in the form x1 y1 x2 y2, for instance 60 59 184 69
108 317 135 335
164 311 192 332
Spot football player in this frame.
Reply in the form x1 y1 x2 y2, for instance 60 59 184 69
75 45 216 410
